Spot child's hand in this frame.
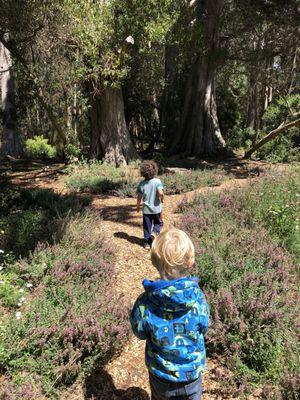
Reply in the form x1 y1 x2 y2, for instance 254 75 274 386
136 195 142 213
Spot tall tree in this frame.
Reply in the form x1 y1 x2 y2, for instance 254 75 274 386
64 1 139 165
0 1 68 148
89 84 138 165
170 0 226 156
0 38 22 157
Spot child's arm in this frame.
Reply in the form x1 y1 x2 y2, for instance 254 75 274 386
136 194 142 213
130 294 148 340
157 188 164 204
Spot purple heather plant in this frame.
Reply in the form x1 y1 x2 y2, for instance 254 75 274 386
1 213 130 397
177 176 299 396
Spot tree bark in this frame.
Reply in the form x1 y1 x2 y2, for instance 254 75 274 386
89 84 138 166
244 116 300 159
160 43 180 148
170 0 226 157
0 40 22 157
0 35 66 146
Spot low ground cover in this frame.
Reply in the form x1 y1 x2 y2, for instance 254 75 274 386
0 185 129 398
237 167 300 262
65 159 230 196
177 167 299 397
0 181 89 259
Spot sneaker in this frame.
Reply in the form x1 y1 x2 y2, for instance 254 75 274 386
150 231 158 242
143 241 151 249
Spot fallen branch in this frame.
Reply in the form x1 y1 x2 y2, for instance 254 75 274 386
244 116 300 159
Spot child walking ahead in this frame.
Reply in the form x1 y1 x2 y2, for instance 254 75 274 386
136 160 164 249
130 228 209 400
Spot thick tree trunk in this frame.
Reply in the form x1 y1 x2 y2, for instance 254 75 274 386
170 0 226 157
161 44 180 148
246 73 256 130
0 35 66 146
0 40 22 157
90 85 138 166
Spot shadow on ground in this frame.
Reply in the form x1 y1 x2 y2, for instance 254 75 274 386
85 369 149 400
0 178 91 257
94 204 141 228
0 159 66 187
162 154 270 179
114 231 144 246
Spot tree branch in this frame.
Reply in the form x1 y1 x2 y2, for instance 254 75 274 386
244 116 300 159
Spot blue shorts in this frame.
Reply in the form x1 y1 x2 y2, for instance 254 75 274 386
149 372 202 400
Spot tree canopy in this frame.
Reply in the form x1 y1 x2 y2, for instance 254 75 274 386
0 0 299 163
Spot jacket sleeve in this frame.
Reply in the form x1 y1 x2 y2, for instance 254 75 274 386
130 294 149 340
198 294 210 335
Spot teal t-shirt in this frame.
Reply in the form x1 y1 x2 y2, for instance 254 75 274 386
137 177 163 215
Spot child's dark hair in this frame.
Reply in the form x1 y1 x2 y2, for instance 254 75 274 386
140 160 158 180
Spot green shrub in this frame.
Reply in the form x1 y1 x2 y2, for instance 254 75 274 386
112 177 137 197
0 185 21 214
24 136 57 159
0 185 90 258
225 126 257 151
65 160 124 192
238 167 300 261
0 209 51 257
257 135 300 163
263 95 300 130
163 169 228 195
65 160 229 196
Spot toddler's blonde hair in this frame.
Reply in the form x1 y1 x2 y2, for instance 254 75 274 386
151 228 195 280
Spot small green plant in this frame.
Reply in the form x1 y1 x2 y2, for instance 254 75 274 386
65 143 82 161
24 136 57 159
0 272 25 308
162 169 228 195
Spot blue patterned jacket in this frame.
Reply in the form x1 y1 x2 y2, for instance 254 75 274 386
130 277 209 382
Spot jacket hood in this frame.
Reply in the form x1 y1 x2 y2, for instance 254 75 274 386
143 277 199 312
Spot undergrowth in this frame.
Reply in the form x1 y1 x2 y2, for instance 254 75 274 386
0 182 90 258
177 166 299 397
0 182 129 398
0 213 129 398
65 159 229 196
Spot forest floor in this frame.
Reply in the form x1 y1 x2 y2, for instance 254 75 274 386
5 157 287 400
